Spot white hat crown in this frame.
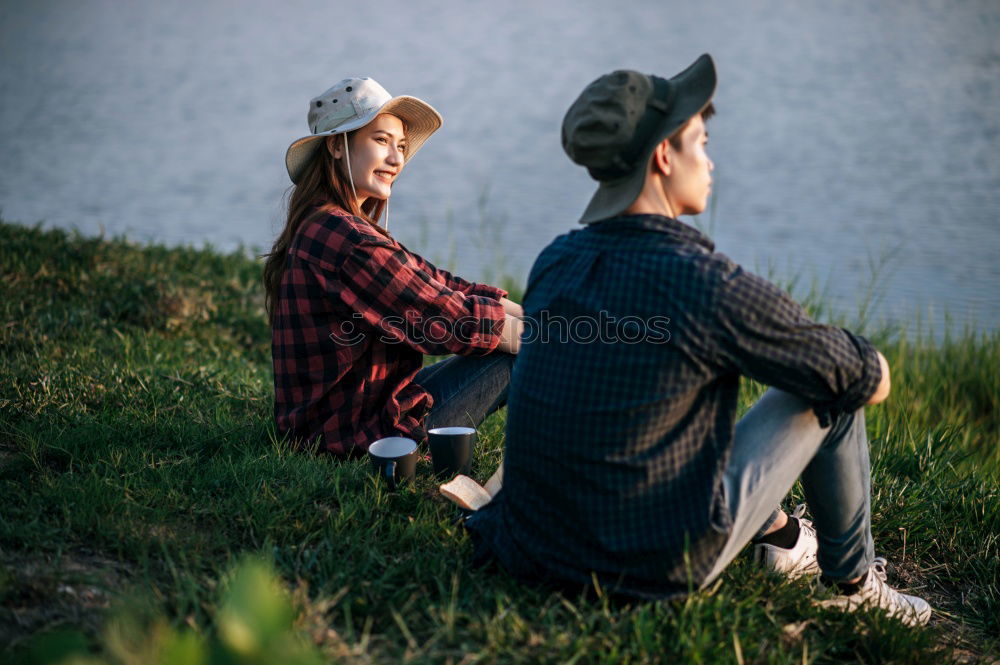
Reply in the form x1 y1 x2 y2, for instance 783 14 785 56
307 77 391 134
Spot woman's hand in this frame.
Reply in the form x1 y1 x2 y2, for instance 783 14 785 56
496 298 524 354
498 313 524 354
500 297 524 319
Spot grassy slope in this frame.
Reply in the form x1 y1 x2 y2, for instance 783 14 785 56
0 220 997 664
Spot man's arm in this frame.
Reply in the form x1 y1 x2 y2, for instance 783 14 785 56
712 264 884 422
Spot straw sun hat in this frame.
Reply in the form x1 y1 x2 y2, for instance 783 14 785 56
285 77 442 184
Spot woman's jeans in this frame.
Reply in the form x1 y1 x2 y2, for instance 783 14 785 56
702 388 875 584
415 352 516 433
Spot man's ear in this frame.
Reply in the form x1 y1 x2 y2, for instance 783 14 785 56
651 139 672 177
327 136 342 160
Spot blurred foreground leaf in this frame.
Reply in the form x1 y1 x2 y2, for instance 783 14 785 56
16 558 322 665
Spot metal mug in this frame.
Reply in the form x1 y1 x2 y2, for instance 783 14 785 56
368 437 418 491
428 426 476 479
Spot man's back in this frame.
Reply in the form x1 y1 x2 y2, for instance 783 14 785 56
472 214 739 597
468 213 880 598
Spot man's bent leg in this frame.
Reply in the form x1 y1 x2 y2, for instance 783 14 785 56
700 389 873 586
799 407 874 581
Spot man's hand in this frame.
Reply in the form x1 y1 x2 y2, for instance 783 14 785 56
867 351 891 405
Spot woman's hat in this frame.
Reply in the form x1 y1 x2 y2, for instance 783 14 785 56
561 54 717 224
285 77 443 184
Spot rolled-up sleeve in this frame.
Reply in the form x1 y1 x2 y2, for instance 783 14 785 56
711 265 882 425
308 235 506 357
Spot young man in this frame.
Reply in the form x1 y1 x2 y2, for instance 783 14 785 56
466 54 931 626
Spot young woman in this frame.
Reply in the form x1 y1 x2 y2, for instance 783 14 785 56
263 77 523 457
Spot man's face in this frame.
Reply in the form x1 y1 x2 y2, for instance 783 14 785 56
664 114 713 216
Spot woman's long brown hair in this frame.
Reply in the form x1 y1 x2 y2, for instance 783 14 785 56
262 133 389 324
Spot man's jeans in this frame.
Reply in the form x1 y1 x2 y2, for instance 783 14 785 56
702 388 875 584
415 352 516 433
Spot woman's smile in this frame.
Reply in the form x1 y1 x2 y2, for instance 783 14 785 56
374 168 397 184
340 113 407 203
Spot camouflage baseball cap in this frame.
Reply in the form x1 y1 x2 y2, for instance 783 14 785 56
562 54 716 224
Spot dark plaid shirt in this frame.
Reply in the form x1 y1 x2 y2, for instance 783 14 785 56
467 214 881 599
271 204 507 457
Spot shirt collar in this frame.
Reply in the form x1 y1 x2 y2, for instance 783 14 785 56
588 214 715 252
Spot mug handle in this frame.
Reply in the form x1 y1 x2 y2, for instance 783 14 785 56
384 460 397 492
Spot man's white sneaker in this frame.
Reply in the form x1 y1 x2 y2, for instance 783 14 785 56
753 504 820 579
816 557 932 627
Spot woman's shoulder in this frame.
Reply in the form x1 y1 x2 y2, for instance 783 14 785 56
297 202 368 242
290 203 391 267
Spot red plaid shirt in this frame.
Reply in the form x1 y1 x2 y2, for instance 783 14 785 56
271 203 508 457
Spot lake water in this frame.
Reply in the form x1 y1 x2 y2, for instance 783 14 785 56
1 0 998 335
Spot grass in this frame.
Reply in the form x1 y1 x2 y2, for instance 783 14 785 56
0 219 997 664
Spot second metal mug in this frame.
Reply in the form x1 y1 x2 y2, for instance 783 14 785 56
428 426 476 479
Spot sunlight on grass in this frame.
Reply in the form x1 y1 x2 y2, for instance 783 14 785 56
1 220 997 663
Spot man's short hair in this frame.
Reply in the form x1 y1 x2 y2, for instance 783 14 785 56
668 103 716 151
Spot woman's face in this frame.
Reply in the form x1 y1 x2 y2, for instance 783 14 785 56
336 113 407 203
